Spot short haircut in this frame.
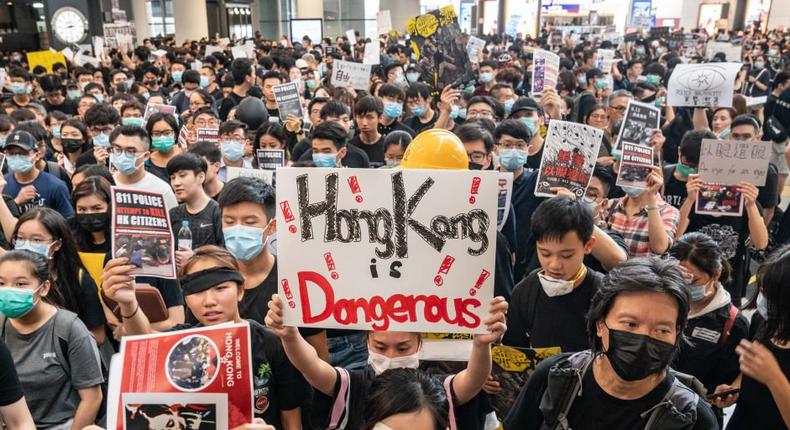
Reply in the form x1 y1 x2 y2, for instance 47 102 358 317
319 100 350 120
120 101 146 117
182 69 201 85
166 152 208 177
84 103 121 127
495 119 531 142
311 121 348 149
219 119 247 136
467 96 504 120
773 71 790 89
354 96 383 116
262 70 283 84
531 197 594 244
230 58 253 85
379 83 406 102
592 165 615 195
479 60 497 70
146 111 179 136
456 123 494 153
607 90 633 105
109 124 150 150
731 113 762 131
308 97 329 114
217 176 276 220
189 141 222 164
8 67 31 82
669 232 731 283
405 82 431 101
38 74 63 93
679 129 716 166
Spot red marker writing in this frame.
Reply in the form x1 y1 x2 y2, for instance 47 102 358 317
324 252 339 280
469 269 491 296
348 176 364 203
469 176 481 204
280 200 298 234
434 255 456 286
281 279 296 308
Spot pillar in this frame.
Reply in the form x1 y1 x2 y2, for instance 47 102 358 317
173 0 209 43
130 0 150 41
296 0 323 18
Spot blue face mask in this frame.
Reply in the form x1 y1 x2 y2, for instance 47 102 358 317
14 239 53 258
594 80 608 90
221 141 245 162
10 82 28 95
223 223 268 261
111 152 141 176
757 292 769 319
577 76 587 86
122 117 144 128
394 74 406 86
93 132 111 149
68 89 81 100
411 105 426 117
687 282 708 302
582 196 599 212
383 102 403 119
612 149 622 161
0 285 42 318
645 75 661 85
312 152 338 167
7 155 33 173
406 72 419 83
504 99 515 114
457 108 467 119
755 61 765 69
450 105 460 119
199 75 210 89
93 93 104 103
519 117 538 135
498 148 527 171
172 70 183 82
622 186 644 198
479 72 493 84
152 136 175 153
719 127 731 138
52 126 61 139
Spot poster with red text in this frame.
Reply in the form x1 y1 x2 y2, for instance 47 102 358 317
107 323 253 430
535 120 603 198
276 168 499 334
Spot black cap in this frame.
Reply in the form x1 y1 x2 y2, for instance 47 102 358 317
4 130 37 152
509 97 543 117
405 63 419 72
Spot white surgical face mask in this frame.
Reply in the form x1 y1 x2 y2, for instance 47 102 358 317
372 424 394 430
537 271 574 297
367 350 419 375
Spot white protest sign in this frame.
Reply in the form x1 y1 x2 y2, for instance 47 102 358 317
61 47 75 62
330 59 372 91
75 52 100 67
706 41 743 61
346 29 357 45
531 49 560 97
226 167 273 184
191 60 202 71
276 168 498 333
466 36 486 63
205 45 223 57
377 10 393 35
596 49 615 74
152 49 167 57
364 43 380 65
242 40 256 58
667 63 742 108
231 46 247 59
698 139 771 186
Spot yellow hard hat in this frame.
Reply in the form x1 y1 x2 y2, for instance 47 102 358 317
399 128 468 170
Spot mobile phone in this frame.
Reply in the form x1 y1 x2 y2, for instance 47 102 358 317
705 388 740 400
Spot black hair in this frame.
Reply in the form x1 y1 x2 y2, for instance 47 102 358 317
8 66 31 82
456 123 494 153
217 176 276 221
261 70 284 84
379 83 406 102
405 82 431 101
0 250 55 305
109 124 150 150
679 129 716 166
120 100 146 117
230 58 254 85
189 141 222 164
319 100 350 120
669 232 732 283
71 176 113 250
84 103 121 127
166 152 207 177
182 69 201 85
9 110 35 123
731 113 762 132
467 96 504 120
38 74 63 93
75 67 94 78
383 130 412 151
361 368 448 430
531 197 594 244
592 164 615 196
73 164 115 185
354 96 383 116
15 121 49 148
145 111 179 137
219 119 247 136
254 122 287 151
479 60 497 70
311 122 348 150
308 97 330 116
749 245 790 342
587 256 690 352
495 119 531 142
84 82 105 95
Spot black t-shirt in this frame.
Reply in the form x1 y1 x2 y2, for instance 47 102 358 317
727 342 790 429
218 90 246 121
0 338 23 407
144 159 170 184
42 98 78 115
584 229 627 274
524 144 543 173
169 200 224 249
298 146 371 168
378 120 416 137
169 320 310 428
505 353 719 430
503 268 602 352
62 270 107 330
348 135 385 166
403 111 439 135
266 107 280 119
239 261 278 325
663 165 688 209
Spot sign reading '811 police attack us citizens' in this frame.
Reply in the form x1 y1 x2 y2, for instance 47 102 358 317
276 168 498 334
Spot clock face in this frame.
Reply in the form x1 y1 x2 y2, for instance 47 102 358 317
52 7 87 44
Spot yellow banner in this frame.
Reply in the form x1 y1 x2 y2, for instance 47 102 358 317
27 50 67 73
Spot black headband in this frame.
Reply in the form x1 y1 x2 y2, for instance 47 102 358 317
180 267 245 295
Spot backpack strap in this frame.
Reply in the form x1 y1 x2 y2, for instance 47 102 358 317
719 304 739 347
641 373 700 430
52 310 80 376
326 367 351 430
443 375 458 430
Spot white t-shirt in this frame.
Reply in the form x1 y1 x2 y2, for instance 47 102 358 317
114 171 178 210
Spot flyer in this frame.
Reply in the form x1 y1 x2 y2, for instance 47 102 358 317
497 172 514 231
531 49 560 98
595 49 615 74
272 82 303 122
534 120 603 198
698 139 770 187
256 149 286 171
616 143 654 190
111 187 176 279
330 59 372 91
466 36 486 63
106 323 253 430
489 346 562 420
276 168 499 333
667 63 742 108
696 183 744 217
613 100 661 152
363 42 380 65
376 10 393 35
226 167 273 184
196 128 220 145
143 103 177 123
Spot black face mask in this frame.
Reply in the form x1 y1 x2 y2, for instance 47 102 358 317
77 212 109 233
145 79 159 87
61 138 83 154
469 161 484 170
604 327 675 381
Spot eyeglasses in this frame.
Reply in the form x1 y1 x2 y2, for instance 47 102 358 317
92 126 114 135
111 145 140 157
467 151 488 163
468 110 494 118
194 118 220 128
609 105 627 112
151 130 175 138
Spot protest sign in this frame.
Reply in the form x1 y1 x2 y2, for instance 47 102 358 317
550 31 563 46
231 46 247 59
489 346 562 420
256 149 286 170
614 100 661 151
196 128 220 145
226 167 273 184
497 172 513 232
363 42 380 65
111 187 176 279
667 63 742 108
177 126 189 148
272 81 303 122
346 29 357 45
27 50 67 73
706 41 743 61
241 41 255 58
531 49 560 98
535 121 603 198
276 168 499 333
106 323 253 430
649 26 670 40
617 143 654 189
205 45 223 57
698 139 770 186
746 95 768 106
466 36 486 63
152 49 168 57
377 10 393 35
419 333 473 361
61 47 75 62
595 49 615 74
696 183 744 217
144 103 176 122
405 6 469 90
74 52 100 68
330 59 372 91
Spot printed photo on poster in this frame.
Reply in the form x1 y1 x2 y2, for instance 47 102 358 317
616 143 654 189
531 49 560 98
256 149 286 170
122 393 228 430
695 183 744 217
405 6 470 90
614 101 661 152
535 120 603 198
143 103 177 123
111 187 176 278
272 82 304 122
497 173 514 231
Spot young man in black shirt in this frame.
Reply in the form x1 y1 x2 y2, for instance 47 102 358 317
218 58 255 121
663 129 708 209
261 71 283 119
505 257 719 430
188 141 225 200
403 82 439 134
349 96 385 166
378 84 416 137
298 102 371 168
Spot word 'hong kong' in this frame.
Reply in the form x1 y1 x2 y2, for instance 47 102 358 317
293 171 491 259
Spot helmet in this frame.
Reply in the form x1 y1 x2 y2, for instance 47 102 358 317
235 97 269 131
399 129 468 170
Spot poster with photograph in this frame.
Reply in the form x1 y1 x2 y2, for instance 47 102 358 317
111 187 176 279
143 103 177 123
667 63 742 108
534 120 603 198
595 49 615 74
107 323 253 430
272 82 303 122
695 183 744 217
466 36 486 63
405 6 470 90
616 143 654 189
256 149 286 170
698 139 770 186
196 128 220 145
531 49 560 98
489 346 562 420
497 172 514 231
613 101 661 152
276 168 499 333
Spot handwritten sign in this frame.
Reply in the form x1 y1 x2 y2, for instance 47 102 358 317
706 41 742 61
698 139 770 186
276 168 498 333
667 63 742 108
377 10 393 35
330 59 372 91
531 49 560 98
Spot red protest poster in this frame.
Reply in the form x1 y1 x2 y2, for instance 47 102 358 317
109 323 253 430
